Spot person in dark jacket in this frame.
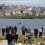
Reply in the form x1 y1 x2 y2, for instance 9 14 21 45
11 26 14 34
6 26 9 34
11 33 16 45
15 33 18 43
14 26 17 34
9 26 12 30
34 28 38 38
41 27 43 35
2 26 6 36
6 31 13 45
25 28 28 33
21 26 25 35
41 27 43 33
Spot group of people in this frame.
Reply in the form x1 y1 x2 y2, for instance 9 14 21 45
21 26 33 44
2 26 17 36
22 26 43 38
34 27 43 38
6 31 18 45
1 26 44 45
21 26 44 44
2 26 18 45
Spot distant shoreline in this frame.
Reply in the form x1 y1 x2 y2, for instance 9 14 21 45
0 15 45 19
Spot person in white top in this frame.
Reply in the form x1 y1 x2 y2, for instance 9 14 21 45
39 28 42 38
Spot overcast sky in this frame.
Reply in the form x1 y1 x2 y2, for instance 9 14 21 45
0 0 45 7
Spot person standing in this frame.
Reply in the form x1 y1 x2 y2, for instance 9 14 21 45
21 26 25 35
28 28 33 45
34 28 38 38
6 31 13 45
39 28 42 38
2 26 6 36
41 27 43 32
15 32 18 43
41 27 43 35
11 33 16 45
6 26 9 35
14 26 17 34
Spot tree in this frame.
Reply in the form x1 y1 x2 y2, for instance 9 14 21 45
20 10 23 14
0 6 3 9
11 12 13 16
0 4 5 9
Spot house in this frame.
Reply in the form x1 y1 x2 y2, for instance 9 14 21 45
3 8 12 16
26 7 33 15
0 11 2 16
23 10 27 14
43 11 45 15
12 10 16 15
14 9 21 15
35 8 41 16
4 11 11 16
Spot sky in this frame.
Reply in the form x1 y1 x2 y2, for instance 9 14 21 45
0 0 45 7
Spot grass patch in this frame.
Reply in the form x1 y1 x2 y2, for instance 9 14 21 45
0 36 6 40
0 35 45 43
0 15 45 19
33 38 45 43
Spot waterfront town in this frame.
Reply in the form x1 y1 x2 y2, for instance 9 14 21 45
0 4 45 45
0 4 45 16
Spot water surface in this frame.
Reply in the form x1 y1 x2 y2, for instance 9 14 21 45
0 19 45 35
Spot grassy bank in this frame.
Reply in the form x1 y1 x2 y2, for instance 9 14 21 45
0 15 45 19
0 36 45 43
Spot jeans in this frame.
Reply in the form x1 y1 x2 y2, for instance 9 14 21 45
8 41 15 45
29 37 32 44
12 40 15 45
8 42 12 45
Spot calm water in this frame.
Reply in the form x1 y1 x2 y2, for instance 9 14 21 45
0 19 45 35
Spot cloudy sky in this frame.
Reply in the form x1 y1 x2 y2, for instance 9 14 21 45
0 0 45 7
